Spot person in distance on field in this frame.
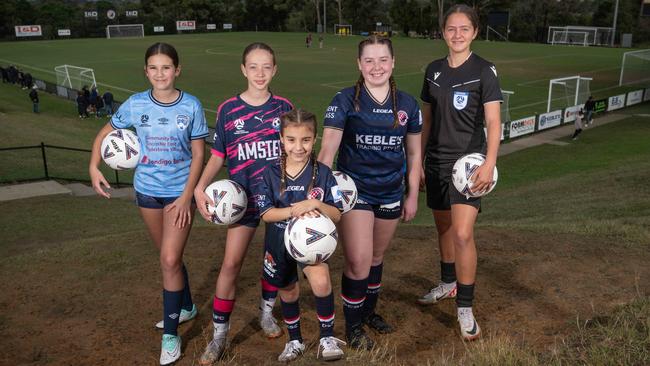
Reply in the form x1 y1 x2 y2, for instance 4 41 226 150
418 4 503 341
29 85 39 113
571 109 585 140
89 42 208 365
583 95 595 126
102 90 114 117
318 35 422 350
193 42 294 365
76 90 89 118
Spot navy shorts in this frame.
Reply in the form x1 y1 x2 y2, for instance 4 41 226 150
135 191 195 209
352 197 402 220
262 224 312 289
425 161 480 210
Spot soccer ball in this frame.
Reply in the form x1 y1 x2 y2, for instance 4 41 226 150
100 129 141 170
284 215 338 265
332 171 358 213
204 180 247 225
451 153 499 198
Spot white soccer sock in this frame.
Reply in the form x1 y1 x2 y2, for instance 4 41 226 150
260 297 276 314
213 321 229 340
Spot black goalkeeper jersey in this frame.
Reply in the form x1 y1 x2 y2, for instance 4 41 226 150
420 52 502 163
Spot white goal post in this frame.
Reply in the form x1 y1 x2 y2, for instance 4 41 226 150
547 76 592 113
551 30 588 46
619 49 650 86
501 90 514 122
106 24 144 39
547 26 614 46
55 65 97 90
334 24 352 36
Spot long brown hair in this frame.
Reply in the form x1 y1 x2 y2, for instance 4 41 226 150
355 35 400 128
441 4 479 32
279 109 319 195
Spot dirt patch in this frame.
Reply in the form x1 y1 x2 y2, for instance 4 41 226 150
2 224 648 365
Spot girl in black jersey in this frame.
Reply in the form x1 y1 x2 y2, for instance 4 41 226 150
418 4 503 341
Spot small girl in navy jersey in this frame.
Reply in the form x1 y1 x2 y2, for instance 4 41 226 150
256 109 346 362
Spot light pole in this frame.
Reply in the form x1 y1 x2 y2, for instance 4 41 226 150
323 0 327 34
611 0 619 46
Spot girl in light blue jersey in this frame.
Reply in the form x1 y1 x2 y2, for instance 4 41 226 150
89 43 208 366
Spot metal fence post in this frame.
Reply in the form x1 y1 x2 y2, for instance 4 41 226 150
41 142 49 179
115 170 120 188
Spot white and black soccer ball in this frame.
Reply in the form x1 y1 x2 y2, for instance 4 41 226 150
100 129 141 170
284 215 338 265
451 153 499 199
332 171 358 213
204 180 247 225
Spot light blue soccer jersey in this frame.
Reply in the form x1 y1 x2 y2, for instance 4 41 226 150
111 89 209 197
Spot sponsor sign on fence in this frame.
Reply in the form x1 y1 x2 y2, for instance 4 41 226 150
626 90 643 106
207 24 216 30
154 26 164 33
84 11 98 18
594 98 607 113
176 20 196 31
538 110 562 130
223 23 233 30
645 88 650 102
564 105 583 123
607 94 625 111
57 29 71 36
509 116 536 138
126 10 138 17
15 25 42 37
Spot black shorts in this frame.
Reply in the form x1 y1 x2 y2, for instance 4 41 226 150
262 224 308 289
352 198 402 220
425 161 480 210
135 191 196 209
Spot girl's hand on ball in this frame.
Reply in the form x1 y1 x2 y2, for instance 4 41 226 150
90 167 111 199
194 188 214 222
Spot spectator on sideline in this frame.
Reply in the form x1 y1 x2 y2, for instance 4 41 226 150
95 89 104 118
571 110 585 140
77 90 89 118
89 86 98 115
1 66 8 83
17 69 25 88
8 65 18 84
24 72 33 89
29 85 39 113
319 34 324 49
306 33 312 48
102 90 114 117
583 96 595 126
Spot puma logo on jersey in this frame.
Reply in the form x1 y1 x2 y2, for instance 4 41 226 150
490 66 497 77
254 116 264 123
434 72 441 80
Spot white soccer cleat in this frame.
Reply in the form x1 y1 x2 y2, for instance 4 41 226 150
159 334 181 365
317 336 346 361
155 304 198 329
277 340 305 362
457 307 481 341
260 311 283 338
418 281 457 304
198 337 227 365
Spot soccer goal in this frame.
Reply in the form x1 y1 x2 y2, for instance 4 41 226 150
335 24 352 36
486 26 508 42
55 65 97 90
501 90 514 122
547 26 614 46
619 49 650 86
547 76 592 112
551 30 588 46
106 24 144 39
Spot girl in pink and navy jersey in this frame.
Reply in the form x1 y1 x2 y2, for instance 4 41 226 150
194 42 293 365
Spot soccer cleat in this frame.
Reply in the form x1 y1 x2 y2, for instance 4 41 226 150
277 340 305 362
159 334 181 365
155 304 198 329
418 282 457 305
364 312 394 334
457 307 481 341
260 311 283 338
317 336 346 361
198 337 227 365
346 324 375 350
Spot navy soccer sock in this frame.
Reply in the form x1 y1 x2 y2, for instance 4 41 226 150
315 292 335 338
341 274 367 330
163 289 183 336
363 263 383 318
281 299 302 342
441 261 457 284
456 282 475 308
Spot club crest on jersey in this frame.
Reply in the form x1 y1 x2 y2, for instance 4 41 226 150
308 187 325 201
176 114 190 130
234 118 245 132
453 92 469 110
140 114 149 123
397 110 408 126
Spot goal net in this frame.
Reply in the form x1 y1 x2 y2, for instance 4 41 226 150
551 30 588 46
55 65 97 90
619 49 650 86
106 24 144 39
547 26 614 46
547 76 592 112
335 24 352 36
501 90 514 122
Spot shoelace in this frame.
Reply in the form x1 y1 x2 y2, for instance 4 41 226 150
318 337 346 358
457 309 475 329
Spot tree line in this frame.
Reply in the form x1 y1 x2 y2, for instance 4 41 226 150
1 0 648 44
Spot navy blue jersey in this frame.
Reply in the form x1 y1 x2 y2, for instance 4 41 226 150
323 86 422 205
256 160 343 231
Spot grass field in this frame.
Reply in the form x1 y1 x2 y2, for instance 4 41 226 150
0 32 646 122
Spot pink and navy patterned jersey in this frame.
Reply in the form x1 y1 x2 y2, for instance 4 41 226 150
323 86 422 205
211 94 293 217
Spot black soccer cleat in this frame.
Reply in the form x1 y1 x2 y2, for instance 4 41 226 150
346 323 375 350
364 312 394 334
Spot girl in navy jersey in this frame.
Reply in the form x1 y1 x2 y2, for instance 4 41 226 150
319 35 422 349
89 43 208 365
194 42 293 364
256 109 346 362
418 4 503 341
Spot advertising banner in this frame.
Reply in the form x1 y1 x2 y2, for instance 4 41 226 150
126 10 138 17
84 11 98 19
176 20 196 31
223 23 233 30
57 29 71 36
607 94 625 111
626 90 643 106
207 24 216 30
593 98 607 113
154 26 164 33
645 88 650 102
538 110 562 130
563 105 583 124
15 25 42 37
509 116 536 138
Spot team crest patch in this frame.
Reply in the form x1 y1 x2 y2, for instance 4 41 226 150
397 110 408 126
176 114 190 130
308 187 325 201
453 92 469 110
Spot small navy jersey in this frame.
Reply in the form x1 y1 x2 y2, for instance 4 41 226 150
212 94 293 218
111 89 209 197
420 52 502 162
323 85 422 205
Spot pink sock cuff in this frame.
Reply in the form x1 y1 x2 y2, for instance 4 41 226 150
261 278 278 292
213 296 235 313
